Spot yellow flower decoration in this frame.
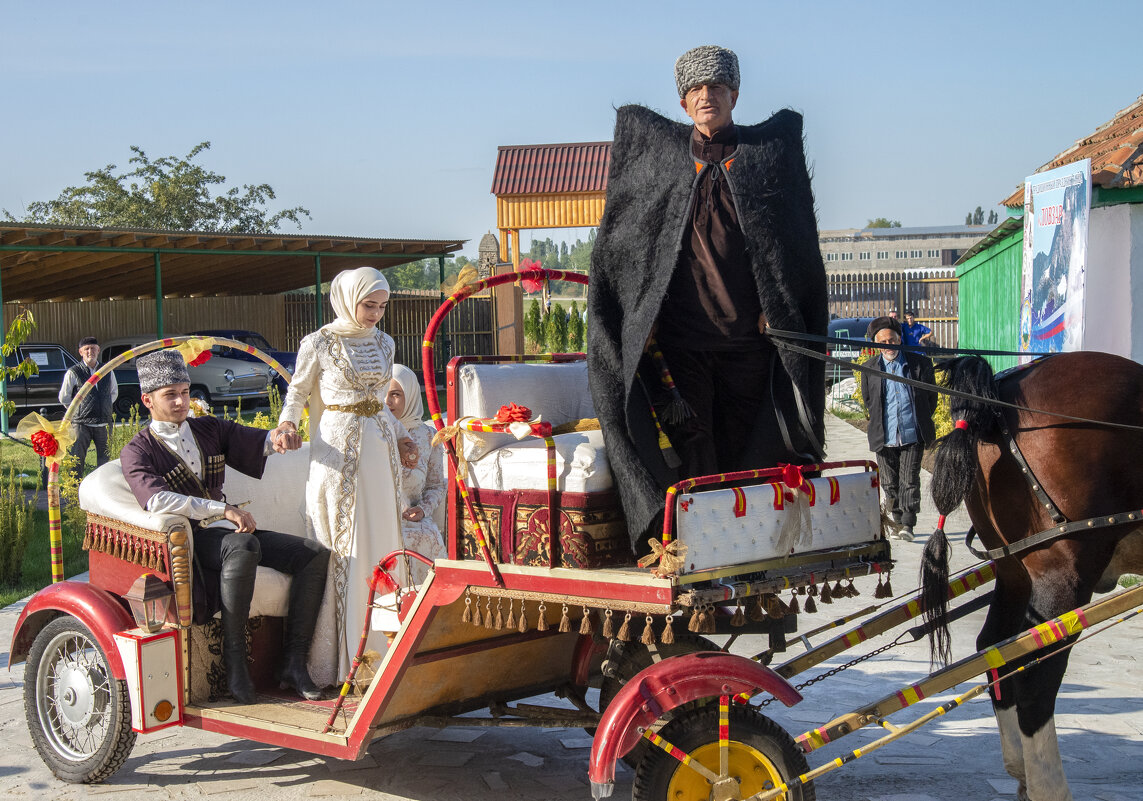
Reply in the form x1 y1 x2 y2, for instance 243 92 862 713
174 337 215 366
16 412 76 468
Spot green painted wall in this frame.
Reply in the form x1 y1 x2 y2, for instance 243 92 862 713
955 226 1023 371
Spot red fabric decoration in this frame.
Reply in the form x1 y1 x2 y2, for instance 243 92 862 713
954 419 969 430
781 463 805 490
495 402 533 423
30 430 58 458
519 258 544 293
187 351 212 367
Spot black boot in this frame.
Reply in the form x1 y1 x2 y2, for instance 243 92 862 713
277 547 330 701
220 549 260 704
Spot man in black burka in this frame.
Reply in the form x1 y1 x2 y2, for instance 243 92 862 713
588 45 828 553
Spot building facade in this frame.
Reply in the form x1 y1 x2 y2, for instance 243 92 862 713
818 225 991 272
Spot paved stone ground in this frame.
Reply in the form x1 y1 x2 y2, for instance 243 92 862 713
1 413 1140 800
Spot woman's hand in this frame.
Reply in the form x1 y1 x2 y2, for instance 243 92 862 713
398 437 419 468
402 506 425 522
271 422 302 453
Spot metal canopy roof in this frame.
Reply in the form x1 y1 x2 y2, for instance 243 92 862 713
491 142 610 196
0 223 466 303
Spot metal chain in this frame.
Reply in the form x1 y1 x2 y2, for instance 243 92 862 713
755 631 911 707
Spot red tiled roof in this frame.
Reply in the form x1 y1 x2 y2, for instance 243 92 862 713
491 142 611 196
1002 94 1143 207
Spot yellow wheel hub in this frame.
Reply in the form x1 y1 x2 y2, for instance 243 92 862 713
665 740 785 800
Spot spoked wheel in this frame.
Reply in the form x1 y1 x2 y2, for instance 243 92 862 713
24 616 136 783
633 701 814 801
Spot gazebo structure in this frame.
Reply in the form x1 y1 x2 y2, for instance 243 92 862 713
490 142 610 265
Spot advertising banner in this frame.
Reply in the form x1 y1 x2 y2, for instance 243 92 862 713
1020 159 1091 360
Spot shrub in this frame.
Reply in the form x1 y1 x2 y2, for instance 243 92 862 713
567 300 584 352
546 306 568 353
0 463 36 586
524 298 544 352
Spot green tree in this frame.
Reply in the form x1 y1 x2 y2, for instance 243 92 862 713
966 206 985 225
866 218 902 229
987 209 998 224
567 300 584 351
0 311 38 419
3 142 310 233
524 298 544 352
546 306 568 353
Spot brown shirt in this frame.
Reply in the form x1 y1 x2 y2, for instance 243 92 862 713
657 126 763 350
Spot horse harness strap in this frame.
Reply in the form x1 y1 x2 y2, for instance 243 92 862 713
963 422 1143 560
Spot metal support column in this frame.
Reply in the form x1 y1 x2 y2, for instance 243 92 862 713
438 256 450 372
0 255 7 436
154 252 165 337
314 254 323 328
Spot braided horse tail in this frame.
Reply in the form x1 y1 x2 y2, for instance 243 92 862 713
922 355 1000 666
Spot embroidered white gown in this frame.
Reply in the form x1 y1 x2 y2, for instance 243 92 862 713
399 421 448 583
281 328 408 688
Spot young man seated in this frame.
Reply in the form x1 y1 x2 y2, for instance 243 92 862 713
120 349 330 704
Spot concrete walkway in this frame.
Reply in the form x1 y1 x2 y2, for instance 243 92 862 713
0 413 1139 800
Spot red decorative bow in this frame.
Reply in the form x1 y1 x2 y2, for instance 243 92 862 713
30 430 58 458
781 463 806 490
519 259 544 293
495 402 533 423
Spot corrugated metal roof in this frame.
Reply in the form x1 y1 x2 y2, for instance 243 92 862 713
1002 93 1143 207
954 217 1023 266
0 224 465 302
491 142 611 196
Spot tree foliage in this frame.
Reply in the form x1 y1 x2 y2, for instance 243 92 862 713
385 256 470 293
1 311 38 419
524 298 544 352
4 142 310 233
546 306 568 353
567 300 584 352
866 217 902 229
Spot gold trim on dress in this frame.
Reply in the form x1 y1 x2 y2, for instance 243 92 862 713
326 397 385 417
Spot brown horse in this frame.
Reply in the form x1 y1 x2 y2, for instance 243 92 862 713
923 350 1143 801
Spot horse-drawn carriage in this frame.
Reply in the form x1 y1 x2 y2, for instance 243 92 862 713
12 268 1143 801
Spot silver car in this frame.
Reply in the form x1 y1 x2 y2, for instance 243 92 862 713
101 335 271 409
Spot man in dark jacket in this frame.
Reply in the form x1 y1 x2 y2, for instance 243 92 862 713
860 317 936 541
58 336 117 477
120 349 329 704
588 45 828 550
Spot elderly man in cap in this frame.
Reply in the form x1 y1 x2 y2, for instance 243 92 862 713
860 316 937 541
120 349 330 704
588 45 828 550
58 336 118 478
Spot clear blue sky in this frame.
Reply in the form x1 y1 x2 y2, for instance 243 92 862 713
3 0 1139 259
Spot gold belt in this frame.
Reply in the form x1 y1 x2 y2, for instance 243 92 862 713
326 397 384 417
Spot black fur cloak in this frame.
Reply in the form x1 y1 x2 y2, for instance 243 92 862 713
587 104 828 546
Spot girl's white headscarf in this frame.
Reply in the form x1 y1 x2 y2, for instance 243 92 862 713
390 363 424 431
323 266 390 337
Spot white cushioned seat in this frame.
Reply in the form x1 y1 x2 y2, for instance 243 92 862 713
80 444 313 619
452 360 613 492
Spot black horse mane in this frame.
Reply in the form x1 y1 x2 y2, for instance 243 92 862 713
922 355 1001 666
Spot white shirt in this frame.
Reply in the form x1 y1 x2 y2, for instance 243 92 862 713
144 419 273 529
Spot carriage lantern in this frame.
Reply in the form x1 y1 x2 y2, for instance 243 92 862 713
124 573 174 633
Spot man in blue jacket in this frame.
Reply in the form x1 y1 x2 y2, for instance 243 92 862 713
860 317 936 541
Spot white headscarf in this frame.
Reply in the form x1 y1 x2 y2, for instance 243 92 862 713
390 363 424 431
323 266 390 337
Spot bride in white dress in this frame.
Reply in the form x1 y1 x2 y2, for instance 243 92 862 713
274 267 418 689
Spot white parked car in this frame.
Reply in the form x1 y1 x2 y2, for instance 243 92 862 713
101 335 271 410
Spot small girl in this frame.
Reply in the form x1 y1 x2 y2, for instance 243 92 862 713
386 364 448 582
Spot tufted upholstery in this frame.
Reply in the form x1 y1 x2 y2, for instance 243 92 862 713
79 444 313 618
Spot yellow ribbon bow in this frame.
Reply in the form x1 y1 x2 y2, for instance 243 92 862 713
637 539 690 578
440 265 481 297
174 336 215 366
16 412 76 468
431 417 474 480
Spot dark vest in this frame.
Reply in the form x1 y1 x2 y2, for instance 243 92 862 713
68 364 113 425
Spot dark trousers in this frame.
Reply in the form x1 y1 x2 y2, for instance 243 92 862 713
876 441 924 527
194 526 326 579
655 345 785 478
70 423 111 478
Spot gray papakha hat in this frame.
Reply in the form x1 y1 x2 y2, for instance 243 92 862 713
674 45 740 98
137 349 191 393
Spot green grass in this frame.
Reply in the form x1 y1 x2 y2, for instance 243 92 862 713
0 508 88 608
